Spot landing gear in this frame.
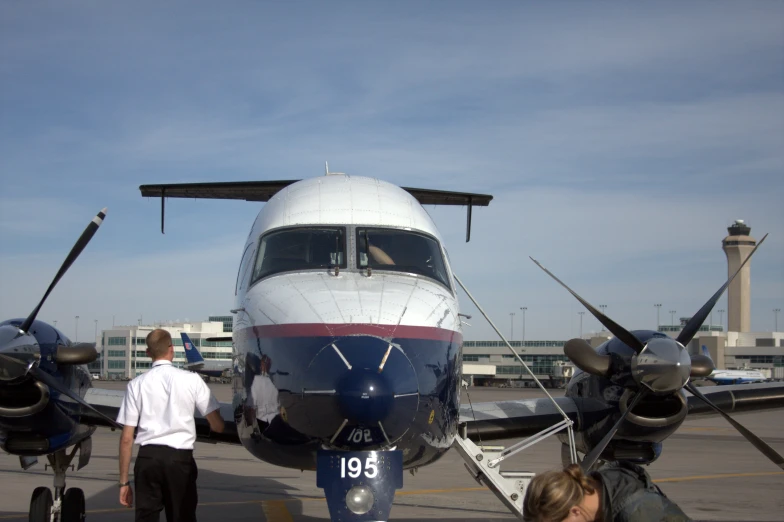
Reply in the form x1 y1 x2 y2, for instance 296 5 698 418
25 437 92 522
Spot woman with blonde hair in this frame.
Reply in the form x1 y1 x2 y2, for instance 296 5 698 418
523 461 691 522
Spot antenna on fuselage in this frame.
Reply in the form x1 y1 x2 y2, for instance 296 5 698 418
325 161 329 176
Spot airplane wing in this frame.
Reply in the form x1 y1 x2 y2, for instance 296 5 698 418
139 180 492 240
80 388 241 445
460 382 784 442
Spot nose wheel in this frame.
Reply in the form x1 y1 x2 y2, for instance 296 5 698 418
26 438 91 522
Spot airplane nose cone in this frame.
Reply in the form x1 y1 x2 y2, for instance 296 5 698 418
296 336 420 447
336 369 394 425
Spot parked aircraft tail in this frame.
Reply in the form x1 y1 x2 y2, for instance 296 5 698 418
181 333 205 364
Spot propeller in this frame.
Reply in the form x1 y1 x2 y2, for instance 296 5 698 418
685 382 783 469
531 235 784 470
0 207 116 427
18 208 108 333
581 390 646 471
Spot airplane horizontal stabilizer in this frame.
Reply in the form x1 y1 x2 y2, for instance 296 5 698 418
139 180 492 240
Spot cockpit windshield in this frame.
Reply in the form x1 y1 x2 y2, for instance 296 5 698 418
356 228 451 289
251 227 346 282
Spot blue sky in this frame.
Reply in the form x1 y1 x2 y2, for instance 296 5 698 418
1 2 782 342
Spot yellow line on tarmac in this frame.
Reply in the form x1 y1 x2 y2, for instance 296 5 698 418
654 471 784 483
261 500 294 522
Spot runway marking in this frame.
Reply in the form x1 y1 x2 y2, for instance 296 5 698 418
0 475 782 520
261 500 294 522
653 471 784 483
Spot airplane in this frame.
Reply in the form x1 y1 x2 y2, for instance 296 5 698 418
180 332 233 381
1 173 783 522
699 345 768 385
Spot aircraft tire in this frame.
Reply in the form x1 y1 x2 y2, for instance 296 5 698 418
61 488 86 522
29 486 52 522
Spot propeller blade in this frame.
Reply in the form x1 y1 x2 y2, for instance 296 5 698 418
530 257 645 353
27 365 121 428
19 208 108 333
685 383 784 470
581 391 646 471
564 338 611 377
677 234 767 346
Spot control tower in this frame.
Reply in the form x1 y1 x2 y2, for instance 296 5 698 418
722 220 756 332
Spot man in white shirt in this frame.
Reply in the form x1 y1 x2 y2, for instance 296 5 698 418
116 329 224 522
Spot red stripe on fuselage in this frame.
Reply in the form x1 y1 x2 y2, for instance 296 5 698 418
237 323 462 343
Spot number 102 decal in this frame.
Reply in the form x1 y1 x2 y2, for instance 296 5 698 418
340 455 379 479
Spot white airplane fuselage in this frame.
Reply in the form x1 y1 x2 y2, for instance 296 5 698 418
709 369 767 385
231 175 463 470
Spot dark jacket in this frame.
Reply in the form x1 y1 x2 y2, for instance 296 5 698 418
591 461 692 522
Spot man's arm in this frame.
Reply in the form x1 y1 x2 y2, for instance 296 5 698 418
192 374 224 433
118 425 135 507
205 410 225 433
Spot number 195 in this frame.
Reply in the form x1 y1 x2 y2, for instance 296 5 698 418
340 456 379 479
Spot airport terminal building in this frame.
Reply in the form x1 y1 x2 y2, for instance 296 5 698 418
462 321 784 387
90 315 233 379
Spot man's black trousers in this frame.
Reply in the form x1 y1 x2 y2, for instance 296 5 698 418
134 444 198 522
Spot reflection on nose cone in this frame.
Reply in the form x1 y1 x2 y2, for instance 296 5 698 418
337 369 394 424
632 338 691 394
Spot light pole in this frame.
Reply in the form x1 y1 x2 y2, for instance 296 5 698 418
509 312 515 341
520 307 527 348
94 319 98 344
578 311 585 337
718 309 725 331
53 320 58 329
75 315 79 342
654 304 662 329
775 309 781 331
669 310 676 326
598 305 607 330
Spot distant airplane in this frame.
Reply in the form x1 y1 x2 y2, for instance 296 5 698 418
700 345 767 385
181 332 232 381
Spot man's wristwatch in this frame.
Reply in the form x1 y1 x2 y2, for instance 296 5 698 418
118 481 131 488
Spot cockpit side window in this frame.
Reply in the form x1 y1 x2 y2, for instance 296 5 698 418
356 228 451 290
251 227 346 284
236 243 256 295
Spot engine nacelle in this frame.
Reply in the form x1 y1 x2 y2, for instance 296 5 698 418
0 379 50 417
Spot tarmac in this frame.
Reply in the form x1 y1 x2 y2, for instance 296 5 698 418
1 382 782 521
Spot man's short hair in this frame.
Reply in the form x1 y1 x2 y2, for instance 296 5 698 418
146 329 172 359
